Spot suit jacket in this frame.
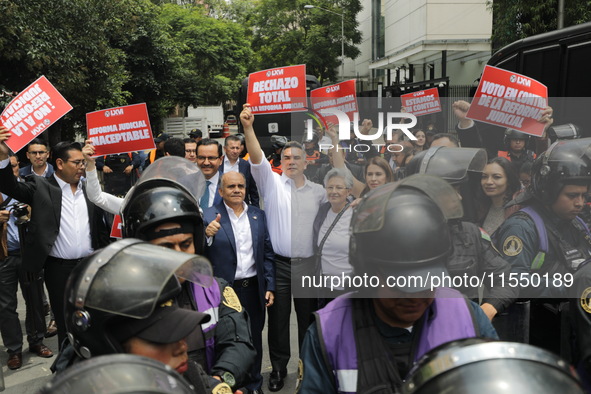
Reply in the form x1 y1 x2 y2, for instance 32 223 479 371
203 202 275 306
0 165 110 272
19 163 54 178
219 158 260 207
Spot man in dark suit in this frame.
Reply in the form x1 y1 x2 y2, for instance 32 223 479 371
19 138 54 178
197 138 224 209
0 128 110 348
219 135 260 207
204 171 275 394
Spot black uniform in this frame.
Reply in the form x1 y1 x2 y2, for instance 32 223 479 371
448 220 516 313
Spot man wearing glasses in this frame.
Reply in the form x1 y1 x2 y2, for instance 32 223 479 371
19 139 54 178
196 138 224 209
0 127 110 349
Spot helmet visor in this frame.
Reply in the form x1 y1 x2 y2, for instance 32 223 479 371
352 174 464 234
418 147 487 185
70 239 213 319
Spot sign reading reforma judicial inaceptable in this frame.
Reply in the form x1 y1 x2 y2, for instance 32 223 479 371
400 88 442 117
310 80 358 124
1 76 73 153
247 65 307 115
86 103 156 157
466 65 548 137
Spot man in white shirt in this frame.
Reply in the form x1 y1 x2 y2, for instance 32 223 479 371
0 127 110 348
203 171 275 394
240 106 326 392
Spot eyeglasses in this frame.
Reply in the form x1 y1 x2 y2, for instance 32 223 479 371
196 156 219 162
326 186 347 192
28 151 48 155
68 160 86 167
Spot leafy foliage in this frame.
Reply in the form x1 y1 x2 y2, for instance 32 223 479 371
489 0 591 51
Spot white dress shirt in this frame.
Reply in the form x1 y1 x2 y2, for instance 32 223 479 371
225 202 257 280
223 156 240 174
85 168 123 215
250 154 326 258
50 175 93 259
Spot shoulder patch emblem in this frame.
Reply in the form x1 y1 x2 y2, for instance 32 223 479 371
222 286 243 313
503 235 523 256
296 359 304 393
212 382 233 394
581 287 591 314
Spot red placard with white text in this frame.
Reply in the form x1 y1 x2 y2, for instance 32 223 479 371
310 80 358 124
86 103 156 156
466 65 548 137
400 88 442 117
110 215 123 239
247 65 307 114
1 76 73 153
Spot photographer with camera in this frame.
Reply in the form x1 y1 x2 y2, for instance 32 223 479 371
0 153 53 370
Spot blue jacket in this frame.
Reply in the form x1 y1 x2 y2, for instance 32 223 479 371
203 202 275 306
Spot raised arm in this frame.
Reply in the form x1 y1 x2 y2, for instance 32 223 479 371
240 105 263 165
82 140 124 215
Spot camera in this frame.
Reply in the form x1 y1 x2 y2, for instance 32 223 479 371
10 203 30 224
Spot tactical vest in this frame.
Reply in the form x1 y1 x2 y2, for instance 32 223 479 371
192 281 221 372
316 288 477 393
519 206 591 272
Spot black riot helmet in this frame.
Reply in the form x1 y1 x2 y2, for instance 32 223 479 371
403 339 584 394
503 128 530 146
350 175 463 293
121 156 207 254
531 137 591 205
405 147 487 222
40 354 195 394
65 239 213 359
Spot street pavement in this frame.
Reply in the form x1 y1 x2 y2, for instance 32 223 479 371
1 288 300 393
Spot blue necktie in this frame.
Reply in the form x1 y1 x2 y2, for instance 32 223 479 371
200 180 211 208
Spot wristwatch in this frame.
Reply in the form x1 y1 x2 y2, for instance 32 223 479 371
216 371 236 388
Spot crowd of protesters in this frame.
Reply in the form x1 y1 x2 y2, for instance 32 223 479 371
1 95 591 394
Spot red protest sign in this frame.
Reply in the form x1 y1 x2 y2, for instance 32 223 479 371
247 65 307 114
1 76 73 153
466 65 548 137
310 80 358 124
86 103 156 156
110 214 123 239
400 88 441 117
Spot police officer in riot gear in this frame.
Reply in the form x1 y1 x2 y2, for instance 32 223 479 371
57 239 232 393
498 128 536 173
405 147 517 320
298 175 498 393
120 161 256 392
495 138 591 356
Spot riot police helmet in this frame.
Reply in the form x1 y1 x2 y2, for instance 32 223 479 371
65 239 213 359
531 137 591 204
503 128 530 145
121 156 207 253
350 175 462 293
40 354 195 393
403 339 584 394
405 146 487 185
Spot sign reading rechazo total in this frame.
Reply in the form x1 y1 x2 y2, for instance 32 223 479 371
1 76 73 153
247 65 307 114
400 88 441 116
86 103 155 156
310 80 358 124
466 65 548 137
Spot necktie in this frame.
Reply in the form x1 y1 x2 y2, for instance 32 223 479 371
200 181 211 208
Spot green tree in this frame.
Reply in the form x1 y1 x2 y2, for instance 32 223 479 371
251 0 361 83
489 0 591 51
159 4 254 106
